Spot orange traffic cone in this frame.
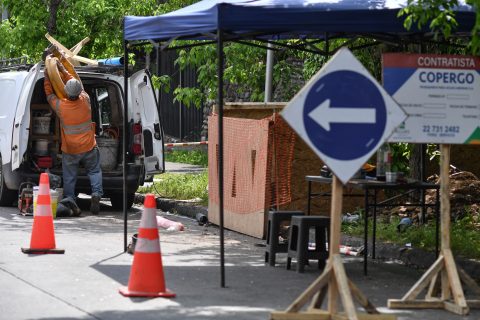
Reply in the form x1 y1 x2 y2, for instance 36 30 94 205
21 173 64 254
119 194 175 298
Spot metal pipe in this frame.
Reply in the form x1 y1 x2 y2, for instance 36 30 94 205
217 29 225 288
123 38 129 253
264 42 273 102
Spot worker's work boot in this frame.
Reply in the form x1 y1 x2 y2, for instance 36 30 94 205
90 195 100 215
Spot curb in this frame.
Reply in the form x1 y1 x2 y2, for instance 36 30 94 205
134 193 208 220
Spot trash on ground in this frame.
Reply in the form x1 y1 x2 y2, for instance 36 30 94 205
309 242 364 256
195 212 208 225
397 217 412 233
157 216 184 231
341 213 360 223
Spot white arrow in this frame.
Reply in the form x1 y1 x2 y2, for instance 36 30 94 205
308 99 376 131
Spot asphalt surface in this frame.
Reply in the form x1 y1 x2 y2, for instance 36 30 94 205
1 162 479 320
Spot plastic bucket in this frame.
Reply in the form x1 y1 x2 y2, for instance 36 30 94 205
34 139 49 156
32 117 51 135
97 138 119 171
50 189 59 218
33 187 61 218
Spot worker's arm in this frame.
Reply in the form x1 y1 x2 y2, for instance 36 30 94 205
56 58 74 83
56 51 83 90
43 69 60 113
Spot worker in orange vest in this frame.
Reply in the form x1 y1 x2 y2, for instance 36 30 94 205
44 51 103 215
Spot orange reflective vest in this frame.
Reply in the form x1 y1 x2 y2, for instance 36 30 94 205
44 77 96 154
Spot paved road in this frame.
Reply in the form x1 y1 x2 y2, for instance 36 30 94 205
1 199 479 320
164 161 206 174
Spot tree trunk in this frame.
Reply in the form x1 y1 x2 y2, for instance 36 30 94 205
409 144 423 202
409 144 422 181
47 0 62 35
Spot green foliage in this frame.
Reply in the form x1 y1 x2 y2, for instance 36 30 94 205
0 0 193 60
398 0 480 54
388 143 441 175
174 42 268 105
173 86 203 108
137 171 208 204
151 74 171 93
342 210 480 259
165 150 208 167
390 143 412 173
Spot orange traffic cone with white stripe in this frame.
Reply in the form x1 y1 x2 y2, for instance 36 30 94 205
22 173 64 254
119 194 175 298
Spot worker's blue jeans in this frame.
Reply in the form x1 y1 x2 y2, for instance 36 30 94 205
62 147 103 201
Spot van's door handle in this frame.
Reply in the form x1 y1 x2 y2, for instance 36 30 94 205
154 123 161 140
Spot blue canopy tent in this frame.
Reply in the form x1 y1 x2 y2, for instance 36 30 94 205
122 0 476 287
124 0 475 41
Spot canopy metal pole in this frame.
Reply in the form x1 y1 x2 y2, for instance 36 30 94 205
123 39 129 252
217 29 226 288
264 42 273 102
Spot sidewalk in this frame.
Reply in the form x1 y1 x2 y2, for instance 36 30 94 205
1 203 480 320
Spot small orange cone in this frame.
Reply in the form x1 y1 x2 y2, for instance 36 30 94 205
119 194 175 298
21 173 64 254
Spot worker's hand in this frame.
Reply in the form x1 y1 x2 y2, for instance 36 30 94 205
56 59 65 70
46 44 59 55
42 50 53 61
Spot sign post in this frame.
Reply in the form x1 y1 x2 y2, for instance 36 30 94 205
271 48 405 320
384 53 480 315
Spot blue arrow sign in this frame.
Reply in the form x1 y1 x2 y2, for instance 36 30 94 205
303 70 387 161
281 48 406 184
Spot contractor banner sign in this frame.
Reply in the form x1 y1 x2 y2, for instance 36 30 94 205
383 53 480 144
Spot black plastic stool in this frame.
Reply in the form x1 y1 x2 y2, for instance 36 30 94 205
265 210 304 266
286 215 330 273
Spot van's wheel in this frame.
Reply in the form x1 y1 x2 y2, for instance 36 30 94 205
109 192 135 211
0 156 18 206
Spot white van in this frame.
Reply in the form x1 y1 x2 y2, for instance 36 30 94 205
0 61 164 210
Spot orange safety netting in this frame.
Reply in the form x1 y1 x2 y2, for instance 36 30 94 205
208 113 295 214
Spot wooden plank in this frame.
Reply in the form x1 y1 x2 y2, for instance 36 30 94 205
271 311 330 320
439 144 451 250
272 311 396 320
444 301 469 315
443 249 468 308
208 200 266 238
426 272 439 299
223 102 286 110
328 271 339 315
329 176 343 254
441 269 451 300
335 314 397 320
349 279 379 314
466 300 480 308
328 175 343 315
333 255 359 320
309 286 327 310
401 255 444 301
69 55 99 66
70 37 90 55
388 299 445 309
286 265 332 312
458 267 480 296
45 33 98 65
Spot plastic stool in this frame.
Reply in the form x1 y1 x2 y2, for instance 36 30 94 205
265 210 304 266
286 215 330 273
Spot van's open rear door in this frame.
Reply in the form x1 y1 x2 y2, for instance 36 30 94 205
129 69 164 175
12 63 40 170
